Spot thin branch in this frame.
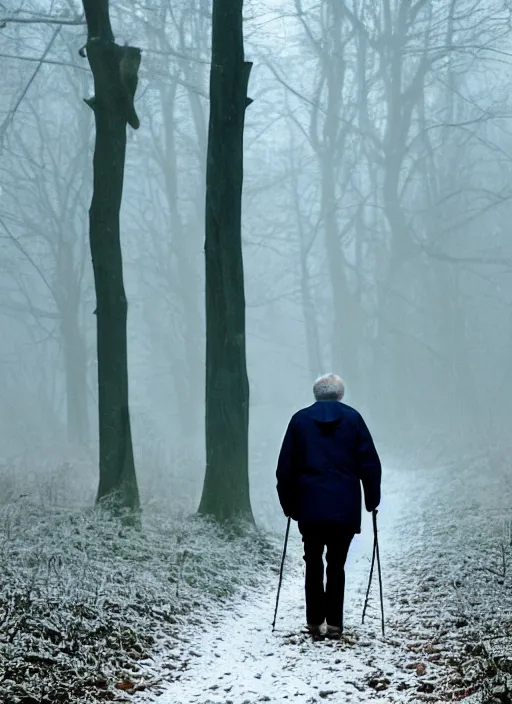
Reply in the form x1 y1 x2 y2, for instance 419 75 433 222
0 15 84 27
423 248 512 269
0 216 56 297
0 51 88 71
0 299 60 320
0 26 62 143
143 46 209 65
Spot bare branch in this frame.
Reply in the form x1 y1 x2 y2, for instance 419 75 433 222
0 52 88 71
0 216 56 298
0 26 62 143
0 14 84 27
424 249 512 269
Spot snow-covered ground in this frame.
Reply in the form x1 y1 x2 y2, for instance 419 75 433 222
139 460 512 704
137 524 390 703
0 504 279 703
1 456 510 703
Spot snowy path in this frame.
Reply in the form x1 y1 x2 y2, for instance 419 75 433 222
138 463 511 704
139 468 430 703
138 527 400 704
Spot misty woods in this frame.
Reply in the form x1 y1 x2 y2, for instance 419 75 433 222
2 2 512 703
2 0 512 523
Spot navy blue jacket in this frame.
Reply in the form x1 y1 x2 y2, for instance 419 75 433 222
276 401 381 533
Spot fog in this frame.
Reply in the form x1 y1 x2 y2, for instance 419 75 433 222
3 2 512 702
2 0 512 528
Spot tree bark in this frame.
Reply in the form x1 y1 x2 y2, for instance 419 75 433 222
62 312 90 446
81 0 140 515
198 0 254 522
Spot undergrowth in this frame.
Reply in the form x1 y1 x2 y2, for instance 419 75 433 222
0 500 278 703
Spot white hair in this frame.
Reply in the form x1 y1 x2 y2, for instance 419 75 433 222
313 373 345 401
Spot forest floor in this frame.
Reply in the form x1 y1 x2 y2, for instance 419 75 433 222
138 458 512 704
0 496 279 704
1 455 511 704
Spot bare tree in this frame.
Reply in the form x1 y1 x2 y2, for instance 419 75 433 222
288 127 324 380
198 0 254 522
136 1 208 445
81 0 140 514
0 71 93 447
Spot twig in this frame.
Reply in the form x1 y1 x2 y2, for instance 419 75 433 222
0 51 88 71
0 15 84 27
0 26 62 143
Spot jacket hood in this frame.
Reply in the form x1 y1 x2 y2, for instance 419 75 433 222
309 400 344 421
309 401 343 434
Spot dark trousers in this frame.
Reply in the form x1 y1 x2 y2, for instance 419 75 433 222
298 521 354 629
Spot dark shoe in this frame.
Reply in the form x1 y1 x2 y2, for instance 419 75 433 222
325 624 342 640
307 623 323 637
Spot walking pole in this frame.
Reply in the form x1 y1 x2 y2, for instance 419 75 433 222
272 516 291 631
361 514 377 624
374 510 385 637
362 510 385 637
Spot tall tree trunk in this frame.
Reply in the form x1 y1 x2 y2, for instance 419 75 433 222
289 132 323 379
299 240 323 380
319 151 361 397
308 1 360 397
198 0 253 522
161 80 203 443
81 0 140 515
62 313 90 446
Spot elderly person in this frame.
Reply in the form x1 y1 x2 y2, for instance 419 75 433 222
276 373 381 639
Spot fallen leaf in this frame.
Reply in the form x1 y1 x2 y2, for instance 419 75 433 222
405 662 427 675
115 680 135 690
